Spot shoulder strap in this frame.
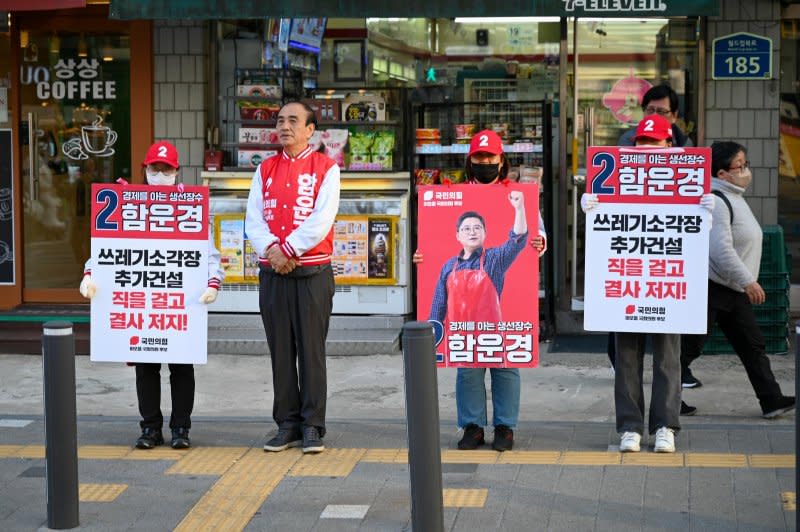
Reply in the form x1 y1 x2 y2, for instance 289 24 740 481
712 190 733 224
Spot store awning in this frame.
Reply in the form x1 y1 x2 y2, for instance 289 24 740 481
3 0 85 9
109 0 719 20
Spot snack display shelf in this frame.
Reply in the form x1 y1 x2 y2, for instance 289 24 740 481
415 143 542 155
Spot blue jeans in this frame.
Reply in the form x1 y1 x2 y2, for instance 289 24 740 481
456 367 520 428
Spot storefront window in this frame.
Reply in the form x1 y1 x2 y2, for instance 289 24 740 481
21 32 131 288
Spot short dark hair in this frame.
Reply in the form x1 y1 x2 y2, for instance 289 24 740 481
641 84 679 113
711 141 747 176
456 211 486 232
281 101 317 127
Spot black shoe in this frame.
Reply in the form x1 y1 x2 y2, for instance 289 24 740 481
263 427 302 452
762 396 795 419
170 428 191 449
681 367 702 388
302 426 325 454
492 425 514 452
680 401 697 416
135 427 164 449
457 423 485 450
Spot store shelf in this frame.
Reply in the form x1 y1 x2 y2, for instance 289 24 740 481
415 143 542 155
223 119 278 125
221 95 283 101
318 120 400 127
221 142 282 148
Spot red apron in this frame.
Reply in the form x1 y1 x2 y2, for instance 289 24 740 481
446 254 502 323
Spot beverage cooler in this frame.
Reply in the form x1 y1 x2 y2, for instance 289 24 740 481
201 170 412 315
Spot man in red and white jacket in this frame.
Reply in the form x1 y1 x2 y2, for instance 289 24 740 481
245 101 340 454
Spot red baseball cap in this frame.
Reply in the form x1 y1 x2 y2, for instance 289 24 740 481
469 130 504 157
634 114 673 142
142 141 180 168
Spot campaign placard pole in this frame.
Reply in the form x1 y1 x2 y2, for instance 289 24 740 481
42 321 79 529
402 321 444 532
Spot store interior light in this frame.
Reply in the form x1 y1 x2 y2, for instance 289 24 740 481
49 34 60 55
20 30 28 49
102 40 113 62
454 17 560 23
78 34 88 58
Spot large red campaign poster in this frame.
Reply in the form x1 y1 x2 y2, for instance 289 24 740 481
417 184 540 368
89 183 210 363
583 146 711 334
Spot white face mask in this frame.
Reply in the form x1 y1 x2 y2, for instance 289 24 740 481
727 168 752 190
146 171 176 186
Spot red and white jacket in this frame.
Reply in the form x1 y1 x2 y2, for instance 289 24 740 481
245 147 341 267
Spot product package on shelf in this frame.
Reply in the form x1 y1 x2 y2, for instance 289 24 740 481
236 84 282 98
414 168 441 185
238 149 278 168
321 129 349 168
238 128 280 145
238 101 281 121
302 99 341 122
342 93 386 122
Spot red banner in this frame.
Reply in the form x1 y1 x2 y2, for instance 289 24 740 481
417 184 540 368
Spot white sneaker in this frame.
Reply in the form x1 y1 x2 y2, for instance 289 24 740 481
619 431 641 452
654 427 675 453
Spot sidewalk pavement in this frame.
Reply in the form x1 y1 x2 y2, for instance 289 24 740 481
0 345 796 531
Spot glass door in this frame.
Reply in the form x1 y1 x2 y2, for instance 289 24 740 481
18 23 131 298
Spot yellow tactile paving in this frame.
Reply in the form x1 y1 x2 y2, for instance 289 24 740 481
79 483 128 502
685 453 747 468
782 492 796 511
166 447 248 475
443 488 488 508
78 446 131 460
174 448 301 532
289 448 366 477
441 450 498 464
0 445 24 457
749 454 795 468
15 445 45 459
126 447 185 461
498 451 562 464
561 452 621 466
361 448 403 462
622 453 685 467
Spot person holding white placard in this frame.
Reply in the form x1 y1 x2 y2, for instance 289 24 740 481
79 141 223 450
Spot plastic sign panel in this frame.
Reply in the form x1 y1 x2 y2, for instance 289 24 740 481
332 215 398 285
89 183 210 363
583 146 711 334
417 184 540 368
713 32 773 80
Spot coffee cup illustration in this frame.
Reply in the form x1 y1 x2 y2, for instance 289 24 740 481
81 115 117 155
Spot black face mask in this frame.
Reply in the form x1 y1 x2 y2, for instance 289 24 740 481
470 162 500 184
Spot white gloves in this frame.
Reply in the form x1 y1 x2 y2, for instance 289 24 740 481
79 274 97 299
580 193 599 213
199 287 218 304
700 193 715 212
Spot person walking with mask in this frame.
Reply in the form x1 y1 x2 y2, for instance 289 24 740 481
79 141 223 449
680 141 795 418
414 130 546 451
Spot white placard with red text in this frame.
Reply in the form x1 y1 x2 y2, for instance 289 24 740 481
89 184 209 363
583 146 711 334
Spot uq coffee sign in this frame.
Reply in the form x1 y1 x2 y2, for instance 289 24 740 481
21 57 117 101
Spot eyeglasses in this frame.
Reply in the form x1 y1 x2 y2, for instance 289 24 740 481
727 161 750 173
644 106 673 117
459 225 484 234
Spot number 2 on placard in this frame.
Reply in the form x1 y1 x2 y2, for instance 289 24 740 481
590 152 616 195
95 189 119 231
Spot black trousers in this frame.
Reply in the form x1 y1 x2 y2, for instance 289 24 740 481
681 280 783 404
259 264 334 435
135 363 194 430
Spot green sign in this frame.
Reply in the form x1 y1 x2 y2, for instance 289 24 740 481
110 0 719 19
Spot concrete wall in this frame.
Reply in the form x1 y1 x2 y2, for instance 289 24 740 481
705 0 782 224
152 21 208 186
